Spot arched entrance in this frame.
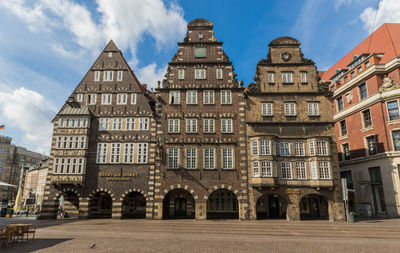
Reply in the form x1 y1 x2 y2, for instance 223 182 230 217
56 191 79 219
256 194 287 219
163 189 195 219
300 194 329 220
207 189 238 219
89 192 112 218
121 192 146 219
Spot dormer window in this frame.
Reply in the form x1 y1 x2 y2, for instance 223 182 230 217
195 47 206 58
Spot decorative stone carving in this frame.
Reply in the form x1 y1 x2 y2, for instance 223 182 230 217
379 75 400 92
345 92 353 104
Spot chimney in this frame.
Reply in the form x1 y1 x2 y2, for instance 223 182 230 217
142 83 147 90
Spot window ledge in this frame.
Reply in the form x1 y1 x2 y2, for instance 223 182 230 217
339 135 348 141
388 119 400 125
361 126 373 132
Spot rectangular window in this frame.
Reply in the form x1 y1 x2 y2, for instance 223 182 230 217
221 118 233 133
294 142 305 156
168 148 179 169
102 94 112 105
89 94 97 105
139 117 149 130
126 117 135 130
76 94 83 102
103 70 114 81
337 97 344 111
262 103 273 116
259 140 271 155
80 136 86 149
131 93 137 104
316 141 328 155
204 148 215 169
117 70 123 81
222 148 233 169
110 143 120 163
318 161 330 179
310 161 318 179
351 72 355 78
261 161 272 177
112 118 122 130
251 140 258 156
117 93 127 104
343 143 351 160
267 72 274 83
252 161 260 177
357 66 363 74
282 72 293 83
392 130 400 151
186 118 198 133
281 162 292 179
362 109 372 128
341 171 354 189
94 71 100 81
203 118 215 133
178 69 185 80
340 120 347 136
280 142 290 156
186 148 196 169
366 135 377 155
300 72 307 83
387 100 400 121
307 102 319 116
284 102 296 116
216 68 223 79
296 161 307 179
186 90 198 104
203 90 214 104
124 143 134 163
169 91 180 104
359 83 368 100
137 143 148 163
221 90 232 104
168 118 180 133
195 47 206 58
195 69 206 79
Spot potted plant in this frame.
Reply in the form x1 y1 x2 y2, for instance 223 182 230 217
5 207 14 218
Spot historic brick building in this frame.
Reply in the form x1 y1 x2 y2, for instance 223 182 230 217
247 37 345 221
39 41 157 219
154 19 248 219
321 23 400 217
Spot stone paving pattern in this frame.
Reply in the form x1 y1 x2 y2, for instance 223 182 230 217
1 218 400 252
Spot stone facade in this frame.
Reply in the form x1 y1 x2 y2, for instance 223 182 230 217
154 19 248 220
246 37 345 221
39 41 157 219
22 159 49 209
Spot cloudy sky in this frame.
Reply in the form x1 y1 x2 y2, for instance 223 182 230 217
0 0 399 155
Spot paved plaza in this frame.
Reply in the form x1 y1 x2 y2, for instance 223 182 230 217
1 218 400 252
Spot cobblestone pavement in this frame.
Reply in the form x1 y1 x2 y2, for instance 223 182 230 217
1 218 400 252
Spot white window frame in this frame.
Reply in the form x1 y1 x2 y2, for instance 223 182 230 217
168 148 179 169
262 103 273 116
251 140 258 156
281 162 292 179
259 140 271 155
169 91 181 104
261 160 272 177
296 161 307 179
110 143 121 163
103 70 114 81
139 117 149 130
252 161 260 177
102 94 112 105
137 143 148 164
178 69 185 80
309 141 316 156
124 143 134 163
203 118 215 133
186 148 197 169
316 141 329 155
203 90 214 104
89 94 97 105
307 102 319 116
318 161 330 179
221 90 232 104
131 93 137 104
186 118 198 133
76 94 83 102
222 147 234 169
195 68 206 80
221 118 233 133
117 93 127 105
168 118 180 133
216 68 223 80
204 148 215 169
126 117 135 130
112 118 122 130
267 72 274 84
284 102 297 116
310 161 318 179
94 71 100 81
282 72 293 83
300 72 307 83
186 90 198 104
280 142 290 156
294 142 305 156
117 70 123 81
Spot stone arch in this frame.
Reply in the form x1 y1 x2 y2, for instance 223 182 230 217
204 184 242 201
162 187 196 219
53 188 80 219
120 188 148 202
88 188 115 200
121 189 147 219
299 194 329 220
160 184 199 201
206 187 239 219
88 189 113 219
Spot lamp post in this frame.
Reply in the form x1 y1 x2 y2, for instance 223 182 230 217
14 158 26 212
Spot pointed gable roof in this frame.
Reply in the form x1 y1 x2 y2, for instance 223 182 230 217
103 40 119 52
322 23 400 81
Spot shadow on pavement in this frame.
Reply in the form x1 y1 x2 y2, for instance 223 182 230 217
2 238 73 252
0 218 80 229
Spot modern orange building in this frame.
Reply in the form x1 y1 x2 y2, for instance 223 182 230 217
321 23 400 217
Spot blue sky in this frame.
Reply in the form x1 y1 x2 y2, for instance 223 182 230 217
0 0 398 154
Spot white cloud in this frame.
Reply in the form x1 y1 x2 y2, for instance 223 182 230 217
0 87 56 154
0 0 186 85
360 0 400 32
136 63 167 89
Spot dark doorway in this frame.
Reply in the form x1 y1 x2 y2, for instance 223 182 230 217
163 189 195 219
89 192 112 219
268 196 280 218
174 198 187 217
256 194 286 219
207 189 239 219
300 194 329 220
122 192 146 219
